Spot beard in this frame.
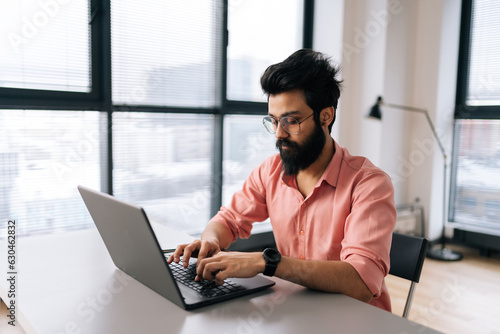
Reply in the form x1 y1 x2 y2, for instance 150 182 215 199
276 122 326 176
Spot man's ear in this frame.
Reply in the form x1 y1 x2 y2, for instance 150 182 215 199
320 107 335 126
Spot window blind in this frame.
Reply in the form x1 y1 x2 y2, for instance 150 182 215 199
227 0 304 102
467 0 500 106
0 0 91 92
222 115 277 234
450 120 500 231
0 110 101 238
111 0 219 107
112 112 213 234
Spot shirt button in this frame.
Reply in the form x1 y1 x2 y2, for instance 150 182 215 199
299 256 305 260
301 203 306 208
299 230 305 236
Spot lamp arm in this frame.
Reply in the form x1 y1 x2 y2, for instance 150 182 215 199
378 98 458 253
422 111 447 161
382 102 447 161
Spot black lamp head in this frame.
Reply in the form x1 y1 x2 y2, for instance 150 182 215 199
368 96 383 120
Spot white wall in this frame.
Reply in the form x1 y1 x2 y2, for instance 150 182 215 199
313 0 344 137
313 0 462 239
337 0 387 166
379 0 418 206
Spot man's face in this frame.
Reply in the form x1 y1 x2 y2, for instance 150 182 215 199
268 90 326 175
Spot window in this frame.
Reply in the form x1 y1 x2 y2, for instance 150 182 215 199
113 113 213 234
111 0 218 107
485 199 500 220
0 110 101 238
0 0 311 239
449 120 500 229
0 1 91 92
450 0 500 231
227 0 304 102
463 1 500 106
222 115 277 234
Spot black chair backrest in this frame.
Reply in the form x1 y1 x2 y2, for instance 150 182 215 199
389 232 429 283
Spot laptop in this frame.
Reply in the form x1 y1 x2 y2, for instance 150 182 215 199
77 185 275 310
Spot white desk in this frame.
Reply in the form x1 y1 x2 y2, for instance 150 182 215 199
0 225 441 334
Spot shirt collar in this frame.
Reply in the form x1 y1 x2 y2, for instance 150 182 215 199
280 139 344 188
322 139 343 188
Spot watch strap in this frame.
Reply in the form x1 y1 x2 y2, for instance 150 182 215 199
263 261 278 276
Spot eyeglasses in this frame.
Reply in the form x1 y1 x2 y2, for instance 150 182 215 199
262 113 314 135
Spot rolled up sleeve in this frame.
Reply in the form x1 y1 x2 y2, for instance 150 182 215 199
340 169 396 300
209 161 270 242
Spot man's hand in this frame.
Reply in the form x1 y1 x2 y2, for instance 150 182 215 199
196 251 266 285
167 238 221 268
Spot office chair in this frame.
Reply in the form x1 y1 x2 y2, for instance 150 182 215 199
389 232 430 318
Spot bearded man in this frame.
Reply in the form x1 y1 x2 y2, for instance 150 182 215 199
168 49 396 312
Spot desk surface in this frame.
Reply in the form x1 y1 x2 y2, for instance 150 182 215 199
0 225 441 334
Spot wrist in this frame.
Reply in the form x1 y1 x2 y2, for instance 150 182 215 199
200 233 220 246
262 248 282 277
202 221 233 250
256 252 267 273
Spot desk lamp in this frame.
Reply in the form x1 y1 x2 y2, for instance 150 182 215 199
369 96 463 261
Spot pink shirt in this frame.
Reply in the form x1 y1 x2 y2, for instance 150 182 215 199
210 140 396 311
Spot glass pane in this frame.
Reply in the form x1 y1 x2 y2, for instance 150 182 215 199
111 0 218 107
450 120 500 230
466 0 500 106
222 115 277 233
227 0 304 102
0 1 91 92
113 113 213 234
0 110 101 238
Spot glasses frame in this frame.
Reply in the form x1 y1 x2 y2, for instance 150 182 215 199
262 113 314 135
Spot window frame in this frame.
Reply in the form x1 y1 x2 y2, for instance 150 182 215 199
455 0 500 120
450 0 500 227
0 0 104 111
0 0 314 245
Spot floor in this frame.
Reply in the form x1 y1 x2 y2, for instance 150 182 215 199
386 244 500 334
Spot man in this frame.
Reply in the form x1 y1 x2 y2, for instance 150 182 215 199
168 49 396 311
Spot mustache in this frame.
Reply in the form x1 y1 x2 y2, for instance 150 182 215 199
276 138 299 150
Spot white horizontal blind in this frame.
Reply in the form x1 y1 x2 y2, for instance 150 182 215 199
222 115 277 207
0 0 91 92
222 115 277 234
467 0 500 106
450 120 500 231
0 110 101 238
112 113 213 234
111 0 219 107
227 0 304 102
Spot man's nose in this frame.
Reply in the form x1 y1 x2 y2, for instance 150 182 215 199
274 122 289 139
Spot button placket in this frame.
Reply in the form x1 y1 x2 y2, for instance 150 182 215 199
298 200 307 260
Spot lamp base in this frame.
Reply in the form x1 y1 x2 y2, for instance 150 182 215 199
427 247 463 261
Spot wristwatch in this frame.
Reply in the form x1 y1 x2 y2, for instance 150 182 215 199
262 248 281 277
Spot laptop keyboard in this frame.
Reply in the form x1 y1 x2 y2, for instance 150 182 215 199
169 261 245 298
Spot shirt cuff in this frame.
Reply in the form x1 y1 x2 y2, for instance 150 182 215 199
208 212 253 243
343 251 387 298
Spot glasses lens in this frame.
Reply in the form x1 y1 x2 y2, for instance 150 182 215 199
282 117 299 134
263 117 276 134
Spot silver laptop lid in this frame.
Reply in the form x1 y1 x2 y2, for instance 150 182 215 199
77 185 185 308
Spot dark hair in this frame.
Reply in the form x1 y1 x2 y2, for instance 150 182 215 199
260 49 342 133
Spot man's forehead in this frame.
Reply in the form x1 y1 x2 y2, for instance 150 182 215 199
268 91 310 116
268 110 302 117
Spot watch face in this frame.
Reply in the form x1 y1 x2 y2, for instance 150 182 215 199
265 248 281 262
